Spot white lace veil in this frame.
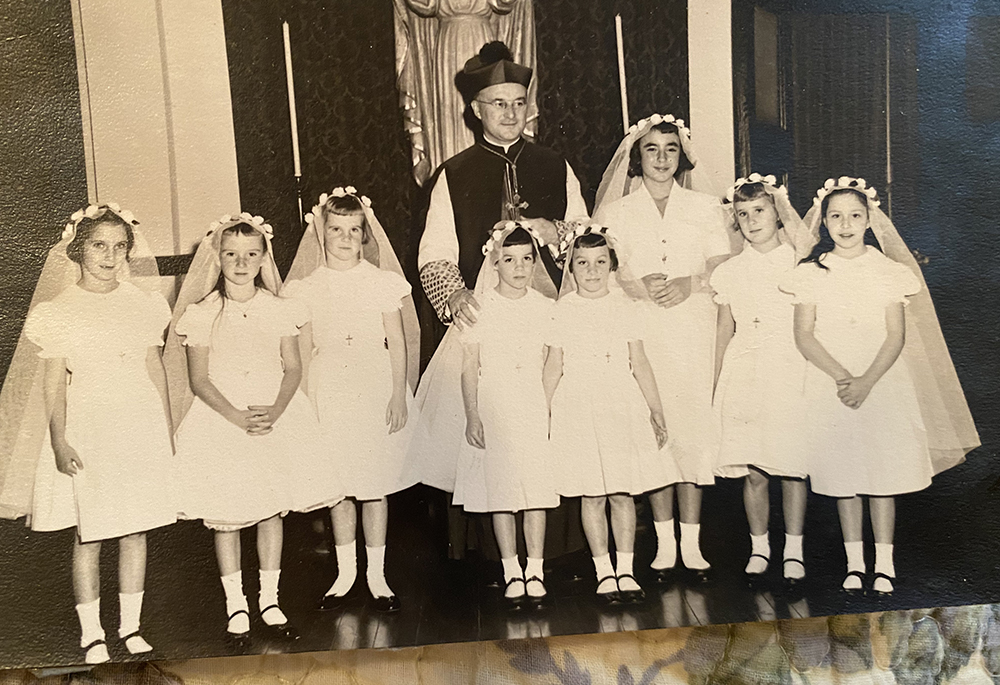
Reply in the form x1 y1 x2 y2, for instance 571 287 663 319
594 113 697 214
0 204 161 520
722 173 814 260
162 214 283 429
283 188 421 392
803 177 980 473
556 224 645 301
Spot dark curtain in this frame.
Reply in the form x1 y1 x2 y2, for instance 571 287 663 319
221 1 418 278
535 0 688 209
0 1 87 381
786 13 919 217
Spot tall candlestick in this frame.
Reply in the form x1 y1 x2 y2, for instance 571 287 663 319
282 21 302 178
615 14 629 135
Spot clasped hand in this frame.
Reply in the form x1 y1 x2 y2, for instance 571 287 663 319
836 375 873 409
642 273 692 309
231 406 280 435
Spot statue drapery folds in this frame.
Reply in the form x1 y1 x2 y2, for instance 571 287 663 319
394 0 538 186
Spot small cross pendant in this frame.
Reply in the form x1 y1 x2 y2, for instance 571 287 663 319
345 334 353 346
605 352 612 363
752 317 761 328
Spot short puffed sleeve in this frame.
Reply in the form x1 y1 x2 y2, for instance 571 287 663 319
280 277 316 321
23 301 70 359
880 259 922 305
545 300 568 349
142 291 172 347
620 297 654 344
266 294 305 338
374 270 412 312
175 299 221 347
710 259 736 306
778 263 823 305
698 195 733 261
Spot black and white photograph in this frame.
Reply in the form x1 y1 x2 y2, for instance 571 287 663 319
0 0 996 673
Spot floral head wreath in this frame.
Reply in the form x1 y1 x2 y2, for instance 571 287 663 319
303 185 373 226
557 222 615 258
627 113 692 145
62 202 138 241
481 220 546 256
724 173 779 204
813 176 880 208
208 212 274 237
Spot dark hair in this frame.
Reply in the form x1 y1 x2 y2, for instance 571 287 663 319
214 223 267 298
569 232 619 272
799 190 881 270
500 226 538 259
66 210 135 264
627 122 695 179
321 194 371 245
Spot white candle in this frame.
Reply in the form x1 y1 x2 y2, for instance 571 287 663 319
282 21 302 178
615 14 629 136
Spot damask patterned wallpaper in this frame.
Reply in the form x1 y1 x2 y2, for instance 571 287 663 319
221 0 689 276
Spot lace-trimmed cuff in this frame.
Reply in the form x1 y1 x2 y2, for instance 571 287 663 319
420 260 466 323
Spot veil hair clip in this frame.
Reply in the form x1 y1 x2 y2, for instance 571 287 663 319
813 176 880 207
63 202 138 241
481 220 545 256
724 173 780 203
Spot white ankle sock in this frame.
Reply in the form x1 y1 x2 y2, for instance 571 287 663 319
501 556 523 583
784 534 804 561
615 551 634 578
615 552 640 591
874 543 895 577
259 570 287 626
679 522 710 570
118 591 143 637
844 541 865 572
220 571 249 633
783 534 806 579
325 542 357 597
75 598 104 648
524 557 544 581
746 534 770 574
843 540 865 590
651 519 677 570
593 553 616 593
366 545 394 599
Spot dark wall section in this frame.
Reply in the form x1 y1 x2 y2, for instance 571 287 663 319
535 0 688 210
0 1 87 380
221 0 690 273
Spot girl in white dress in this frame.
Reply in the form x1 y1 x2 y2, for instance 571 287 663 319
457 223 559 608
166 214 336 646
0 204 175 663
544 227 678 605
712 174 813 585
594 114 732 583
780 177 979 594
283 188 420 614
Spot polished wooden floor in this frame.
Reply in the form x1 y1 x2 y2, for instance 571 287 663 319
1 459 998 671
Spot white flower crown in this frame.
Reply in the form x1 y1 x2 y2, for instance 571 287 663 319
627 113 691 142
304 186 373 226
557 223 614 257
814 176 880 207
481 220 545 256
208 212 274 237
63 202 137 240
725 173 779 203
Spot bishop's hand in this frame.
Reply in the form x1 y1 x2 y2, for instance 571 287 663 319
448 288 480 330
